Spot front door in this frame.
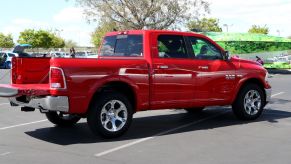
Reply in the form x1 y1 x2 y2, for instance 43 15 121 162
187 36 236 106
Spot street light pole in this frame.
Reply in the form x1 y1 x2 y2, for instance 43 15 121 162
223 24 228 32
223 24 233 32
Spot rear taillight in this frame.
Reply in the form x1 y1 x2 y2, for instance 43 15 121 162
50 67 66 89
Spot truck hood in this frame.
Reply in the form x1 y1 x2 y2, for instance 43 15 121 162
230 56 262 67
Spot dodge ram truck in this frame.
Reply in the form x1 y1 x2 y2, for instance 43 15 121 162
0 30 271 138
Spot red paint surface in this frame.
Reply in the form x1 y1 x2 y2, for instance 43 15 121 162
3 30 270 114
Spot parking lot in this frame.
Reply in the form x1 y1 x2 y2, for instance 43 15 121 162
0 69 291 164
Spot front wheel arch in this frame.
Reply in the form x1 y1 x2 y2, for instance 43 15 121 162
233 78 266 104
232 83 266 120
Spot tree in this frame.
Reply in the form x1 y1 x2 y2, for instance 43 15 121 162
187 18 222 32
51 34 65 48
0 33 14 48
18 29 65 48
288 36 291 39
65 40 78 48
91 21 118 47
248 25 269 34
74 0 210 30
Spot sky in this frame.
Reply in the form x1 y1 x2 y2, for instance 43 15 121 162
0 0 291 47
0 0 96 47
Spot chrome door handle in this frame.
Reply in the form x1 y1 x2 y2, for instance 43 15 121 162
158 65 169 69
198 66 209 70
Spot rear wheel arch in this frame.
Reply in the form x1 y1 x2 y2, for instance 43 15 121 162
88 81 137 114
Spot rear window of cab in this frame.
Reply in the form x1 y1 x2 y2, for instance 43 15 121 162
100 35 143 57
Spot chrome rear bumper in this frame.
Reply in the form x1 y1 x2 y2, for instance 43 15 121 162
9 96 69 112
0 87 18 97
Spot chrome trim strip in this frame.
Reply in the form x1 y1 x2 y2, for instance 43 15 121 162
9 96 69 112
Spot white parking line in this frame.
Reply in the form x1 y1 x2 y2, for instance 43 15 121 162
0 103 9 106
271 92 285 98
0 119 47 131
95 111 229 157
95 91 286 157
0 152 11 156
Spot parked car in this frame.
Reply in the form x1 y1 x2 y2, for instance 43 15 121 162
87 52 98 58
49 51 69 58
0 30 271 138
75 51 98 58
265 57 276 64
0 52 17 69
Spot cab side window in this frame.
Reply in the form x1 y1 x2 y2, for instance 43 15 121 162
188 37 223 60
100 35 143 57
158 35 188 59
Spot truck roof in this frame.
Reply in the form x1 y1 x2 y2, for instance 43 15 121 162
105 30 202 36
104 30 223 52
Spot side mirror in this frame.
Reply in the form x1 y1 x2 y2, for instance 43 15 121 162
224 51 230 61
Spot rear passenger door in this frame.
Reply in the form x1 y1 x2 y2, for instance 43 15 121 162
150 33 197 109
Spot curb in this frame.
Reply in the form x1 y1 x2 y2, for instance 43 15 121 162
266 68 291 74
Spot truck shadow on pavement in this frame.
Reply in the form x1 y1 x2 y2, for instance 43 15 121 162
269 98 291 105
25 107 291 145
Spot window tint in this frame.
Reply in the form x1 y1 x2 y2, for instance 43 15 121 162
158 35 188 58
189 37 222 60
100 35 143 57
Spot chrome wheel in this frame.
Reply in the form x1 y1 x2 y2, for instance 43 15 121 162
100 100 128 132
244 90 262 116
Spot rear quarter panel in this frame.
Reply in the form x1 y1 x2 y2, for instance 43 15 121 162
50 58 149 114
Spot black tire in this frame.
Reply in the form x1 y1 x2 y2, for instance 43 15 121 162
45 111 81 126
87 92 133 138
232 84 265 120
185 107 205 114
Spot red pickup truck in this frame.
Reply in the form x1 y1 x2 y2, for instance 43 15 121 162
0 30 271 138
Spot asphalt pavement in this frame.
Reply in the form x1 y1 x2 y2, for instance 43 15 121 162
0 69 291 164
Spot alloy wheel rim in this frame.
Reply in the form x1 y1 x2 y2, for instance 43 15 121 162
244 90 262 116
100 100 128 132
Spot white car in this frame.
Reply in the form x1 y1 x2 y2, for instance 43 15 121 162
0 52 18 69
49 51 69 58
75 51 98 58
